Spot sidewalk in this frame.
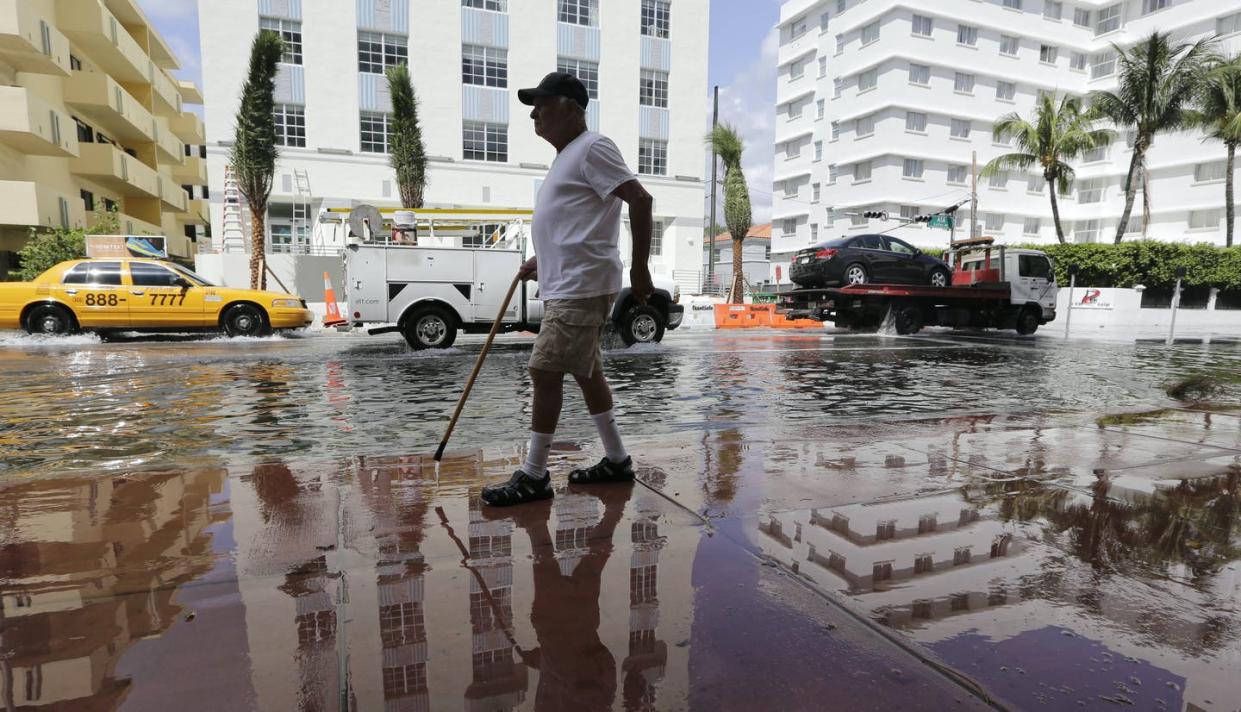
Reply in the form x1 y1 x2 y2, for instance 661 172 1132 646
1 407 1237 710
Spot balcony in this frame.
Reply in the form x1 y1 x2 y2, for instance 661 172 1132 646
57 0 151 84
65 67 154 143
0 180 84 229
177 80 203 105
151 116 183 163
181 198 208 225
157 173 187 212
171 154 207 185
70 142 159 198
169 112 204 144
116 210 162 236
0 86 78 157
0 0 71 76
150 66 182 116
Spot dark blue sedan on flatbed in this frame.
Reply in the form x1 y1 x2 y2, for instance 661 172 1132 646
790 234 953 288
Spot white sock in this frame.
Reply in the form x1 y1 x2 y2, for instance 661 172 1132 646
521 431 554 478
591 409 628 463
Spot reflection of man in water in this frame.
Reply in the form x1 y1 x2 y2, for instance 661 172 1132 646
504 487 630 711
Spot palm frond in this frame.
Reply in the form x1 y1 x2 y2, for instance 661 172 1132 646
705 123 744 170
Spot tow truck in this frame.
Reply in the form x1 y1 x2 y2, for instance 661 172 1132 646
780 238 1058 335
342 208 683 349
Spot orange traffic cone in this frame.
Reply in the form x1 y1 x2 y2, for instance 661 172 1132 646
322 272 347 328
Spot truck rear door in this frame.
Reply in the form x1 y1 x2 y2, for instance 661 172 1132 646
473 250 524 324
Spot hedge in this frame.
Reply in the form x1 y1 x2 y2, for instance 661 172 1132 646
927 241 1241 290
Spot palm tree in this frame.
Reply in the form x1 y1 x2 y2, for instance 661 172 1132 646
1089 32 1217 244
385 63 428 209
230 30 284 289
1185 55 1241 247
704 123 752 303
983 93 1114 244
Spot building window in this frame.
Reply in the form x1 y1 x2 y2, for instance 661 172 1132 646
829 163 840 183
818 56 828 77
833 77 844 98
463 0 506 10
899 205 919 220
954 72 975 93
783 218 797 235
1073 7 1091 26
903 158 924 178
463 121 508 162
911 14 932 37
73 116 94 144
947 165 967 184
837 0 846 12
861 20 879 45
873 562 893 581
996 80 1016 101
1219 12 1241 35
816 99 825 119
1194 162 1227 182
984 213 1004 232
956 24 977 46
831 121 840 140
1074 219 1100 242
787 99 801 118
791 16 808 40
821 12 830 32
786 140 800 159
1078 178 1103 203
360 112 392 153
1189 209 1221 230
814 140 823 161
1092 50 1117 78
858 67 877 91
810 224 818 242
259 17 302 64
856 114 875 136
462 45 507 87
650 220 664 256
1083 145 1107 162
641 0 671 38
905 111 926 132
850 212 868 226
69 54 82 70
1044 1 1063 19
274 104 306 147
909 63 929 85
989 170 1008 188
812 182 821 201
835 33 845 54
559 0 598 26
1039 44 1058 64
1029 174 1046 192
854 161 872 182
1142 0 1167 14
358 31 408 74
1024 217 1041 234
103 198 118 213
557 58 599 98
1071 52 1087 71
1096 4 1121 34
640 69 669 108
790 58 805 80
80 189 94 212
1000 34 1019 56
638 139 667 175
1002 0 1021 8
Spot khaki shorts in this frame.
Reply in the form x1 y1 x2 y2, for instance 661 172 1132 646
528 293 615 379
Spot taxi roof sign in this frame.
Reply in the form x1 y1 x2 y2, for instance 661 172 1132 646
85 235 167 260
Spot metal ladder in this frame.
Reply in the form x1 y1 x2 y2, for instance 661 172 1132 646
292 169 312 252
221 165 248 253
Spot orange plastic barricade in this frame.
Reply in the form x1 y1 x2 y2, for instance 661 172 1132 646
713 303 774 328
771 312 823 329
322 272 347 327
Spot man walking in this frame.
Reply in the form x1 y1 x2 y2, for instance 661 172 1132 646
481 71 655 507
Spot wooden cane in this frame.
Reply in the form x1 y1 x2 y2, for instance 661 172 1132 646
434 273 523 461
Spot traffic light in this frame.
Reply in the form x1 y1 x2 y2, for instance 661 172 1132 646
912 214 934 223
862 210 888 221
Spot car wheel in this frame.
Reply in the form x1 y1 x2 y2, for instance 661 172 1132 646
402 305 457 349
222 304 270 337
25 304 76 335
928 268 951 288
844 263 868 285
619 304 665 346
1015 306 1040 335
893 303 924 335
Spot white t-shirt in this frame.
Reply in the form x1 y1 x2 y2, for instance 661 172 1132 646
532 131 636 300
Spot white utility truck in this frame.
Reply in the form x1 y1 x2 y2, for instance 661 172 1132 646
342 208 684 349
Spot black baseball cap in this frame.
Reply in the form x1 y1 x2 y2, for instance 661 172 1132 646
517 72 589 109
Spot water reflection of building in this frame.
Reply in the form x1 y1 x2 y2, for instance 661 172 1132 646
623 510 668 711
0 469 225 709
466 495 527 711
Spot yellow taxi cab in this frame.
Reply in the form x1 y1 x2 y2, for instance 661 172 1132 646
0 259 314 337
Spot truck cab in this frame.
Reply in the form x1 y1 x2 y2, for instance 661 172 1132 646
951 244 1058 329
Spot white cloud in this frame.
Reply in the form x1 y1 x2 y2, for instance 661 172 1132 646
704 27 779 227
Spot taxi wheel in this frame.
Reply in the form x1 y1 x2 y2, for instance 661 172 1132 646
25 304 76 335
222 304 271 337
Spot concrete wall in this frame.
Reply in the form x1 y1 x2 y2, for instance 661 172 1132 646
1056 287 1241 338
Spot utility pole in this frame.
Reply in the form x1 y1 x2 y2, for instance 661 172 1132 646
707 85 719 295
970 150 978 240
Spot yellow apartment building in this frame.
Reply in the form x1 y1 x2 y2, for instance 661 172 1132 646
0 0 207 276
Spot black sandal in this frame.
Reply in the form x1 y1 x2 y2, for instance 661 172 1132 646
481 470 554 507
568 456 634 484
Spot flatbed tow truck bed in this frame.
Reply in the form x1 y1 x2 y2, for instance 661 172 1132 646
779 282 1043 335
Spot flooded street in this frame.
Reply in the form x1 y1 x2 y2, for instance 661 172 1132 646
1 328 1239 710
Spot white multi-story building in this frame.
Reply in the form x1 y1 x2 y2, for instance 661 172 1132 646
771 0 1241 281
197 0 708 292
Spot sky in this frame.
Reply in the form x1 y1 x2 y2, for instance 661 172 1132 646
136 0 782 224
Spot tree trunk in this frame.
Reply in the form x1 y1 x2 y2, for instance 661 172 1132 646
1227 143 1236 248
730 236 745 304
1141 164 1151 239
1114 146 1144 244
1048 174 1066 244
249 208 266 290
